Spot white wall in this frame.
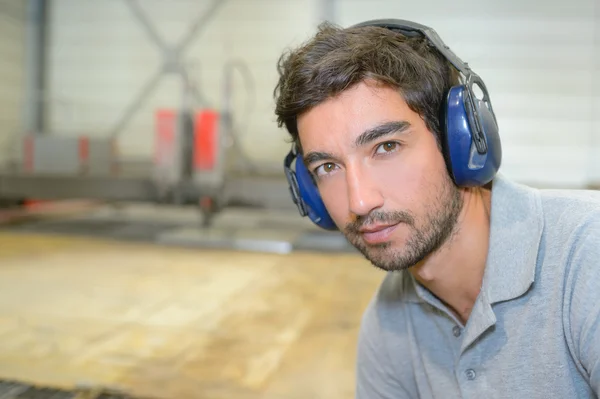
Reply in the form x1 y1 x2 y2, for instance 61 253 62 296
46 0 322 174
46 0 600 187
590 7 600 185
335 0 599 187
0 0 27 167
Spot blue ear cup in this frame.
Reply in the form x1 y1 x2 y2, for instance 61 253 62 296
295 154 338 230
443 85 502 187
283 149 338 231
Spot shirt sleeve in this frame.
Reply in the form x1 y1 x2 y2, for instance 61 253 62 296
564 212 600 394
355 293 415 399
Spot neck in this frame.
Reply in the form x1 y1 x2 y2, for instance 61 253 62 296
408 186 492 326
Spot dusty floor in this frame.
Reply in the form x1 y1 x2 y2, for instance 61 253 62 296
0 231 384 399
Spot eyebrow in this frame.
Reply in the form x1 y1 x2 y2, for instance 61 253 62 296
354 120 411 147
302 120 411 168
303 151 333 168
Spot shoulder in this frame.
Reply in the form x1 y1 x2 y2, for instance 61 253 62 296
535 187 600 279
493 175 600 230
358 271 415 350
540 189 600 322
356 271 417 397
359 270 411 340
540 189 600 272
506 184 600 252
496 181 600 301
554 190 600 282
538 187 600 231
548 191 600 384
362 271 413 326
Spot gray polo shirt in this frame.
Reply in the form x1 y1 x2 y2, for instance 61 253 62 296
356 174 600 398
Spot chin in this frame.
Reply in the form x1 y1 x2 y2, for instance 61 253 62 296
352 228 436 272
351 236 413 272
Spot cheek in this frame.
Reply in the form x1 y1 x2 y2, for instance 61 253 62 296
373 149 444 210
380 147 427 184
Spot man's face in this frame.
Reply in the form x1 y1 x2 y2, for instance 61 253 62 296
297 80 464 272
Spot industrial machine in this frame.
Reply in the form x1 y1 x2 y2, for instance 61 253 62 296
0 105 227 226
0 0 267 228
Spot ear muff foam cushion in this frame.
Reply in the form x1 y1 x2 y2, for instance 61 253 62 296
475 98 502 183
294 154 338 231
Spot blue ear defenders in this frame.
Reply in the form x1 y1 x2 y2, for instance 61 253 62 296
282 18 502 231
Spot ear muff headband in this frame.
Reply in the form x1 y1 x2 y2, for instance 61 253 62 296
351 19 498 155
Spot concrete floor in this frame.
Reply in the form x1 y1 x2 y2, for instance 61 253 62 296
0 230 384 399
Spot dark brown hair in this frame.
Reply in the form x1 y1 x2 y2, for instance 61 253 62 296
273 21 460 152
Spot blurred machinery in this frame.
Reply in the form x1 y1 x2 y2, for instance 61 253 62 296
0 105 227 227
0 0 269 227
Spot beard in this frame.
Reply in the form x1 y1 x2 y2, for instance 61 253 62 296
342 175 464 272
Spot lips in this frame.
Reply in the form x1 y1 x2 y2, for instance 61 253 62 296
360 223 399 245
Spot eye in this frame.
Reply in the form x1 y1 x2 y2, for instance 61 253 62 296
375 141 400 155
314 162 337 177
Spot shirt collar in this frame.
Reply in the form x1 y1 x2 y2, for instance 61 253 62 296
403 173 544 305
481 173 544 304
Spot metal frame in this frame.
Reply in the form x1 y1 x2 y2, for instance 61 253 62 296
0 172 216 204
0 0 302 217
0 171 297 210
0 174 157 202
319 0 336 23
2 2 231 204
109 0 226 138
22 0 47 135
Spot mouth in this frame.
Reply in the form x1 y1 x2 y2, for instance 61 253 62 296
360 223 400 245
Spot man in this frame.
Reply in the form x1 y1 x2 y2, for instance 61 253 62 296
274 19 600 398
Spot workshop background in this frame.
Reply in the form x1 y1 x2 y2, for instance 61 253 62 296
0 0 598 398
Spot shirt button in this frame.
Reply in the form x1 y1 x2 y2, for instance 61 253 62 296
465 369 476 380
453 325 461 337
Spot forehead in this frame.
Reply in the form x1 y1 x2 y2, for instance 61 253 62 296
297 80 418 151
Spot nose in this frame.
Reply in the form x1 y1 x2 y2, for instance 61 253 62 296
346 164 384 217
